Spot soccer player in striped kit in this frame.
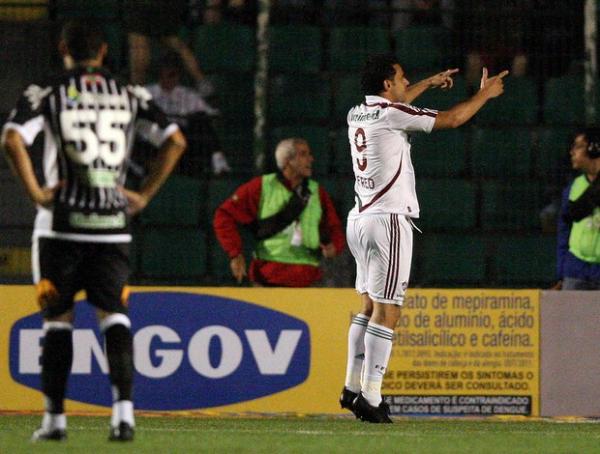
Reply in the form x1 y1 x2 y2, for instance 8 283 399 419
2 21 186 440
340 54 508 423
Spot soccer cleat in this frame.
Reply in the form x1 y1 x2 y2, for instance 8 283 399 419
353 393 393 424
31 427 67 442
109 422 135 442
339 387 360 418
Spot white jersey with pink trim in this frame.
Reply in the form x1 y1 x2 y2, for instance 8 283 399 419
347 95 437 218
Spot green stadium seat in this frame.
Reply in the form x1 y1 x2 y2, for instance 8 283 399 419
476 77 538 125
139 175 204 227
415 234 487 286
207 176 247 219
543 74 584 125
411 129 466 177
417 178 476 230
269 74 330 123
332 127 353 174
319 175 355 219
492 235 556 286
271 126 331 175
194 25 255 72
214 124 255 173
209 72 254 125
533 127 571 178
333 74 362 121
393 26 450 72
55 0 118 18
139 228 207 278
480 181 543 231
471 127 532 177
413 75 468 111
328 27 390 71
269 26 322 73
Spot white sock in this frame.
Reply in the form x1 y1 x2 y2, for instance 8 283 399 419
344 313 370 393
42 412 66 431
362 322 393 407
112 400 135 428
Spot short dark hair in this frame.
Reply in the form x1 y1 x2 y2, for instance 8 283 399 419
61 20 105 62
361 54 398 96
158 50 184 73
580 127 600 158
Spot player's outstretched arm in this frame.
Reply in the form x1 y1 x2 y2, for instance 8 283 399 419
404 68 459 104
121 129 187 214
2 129 61 207
433 68 509 130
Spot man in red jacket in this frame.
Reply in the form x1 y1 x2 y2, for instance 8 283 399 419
213 138 345 287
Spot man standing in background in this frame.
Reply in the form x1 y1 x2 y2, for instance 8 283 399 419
555 128 600 290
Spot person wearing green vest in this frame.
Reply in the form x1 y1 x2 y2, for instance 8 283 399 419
213 138 346 286
556 128 600 290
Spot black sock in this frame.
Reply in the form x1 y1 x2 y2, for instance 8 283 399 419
41 328 73 414
105 324 133 401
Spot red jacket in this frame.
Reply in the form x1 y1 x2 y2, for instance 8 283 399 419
213 175 346 287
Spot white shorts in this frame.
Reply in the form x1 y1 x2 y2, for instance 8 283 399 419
347 213 413 305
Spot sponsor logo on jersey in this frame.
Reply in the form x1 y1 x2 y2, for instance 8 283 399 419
9 292 311 410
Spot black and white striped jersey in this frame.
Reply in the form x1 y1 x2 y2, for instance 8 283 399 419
2 65 179 242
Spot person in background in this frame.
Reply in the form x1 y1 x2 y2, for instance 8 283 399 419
146 51 231 176
213 138 345 287
555 128 600 290
125 0 213 96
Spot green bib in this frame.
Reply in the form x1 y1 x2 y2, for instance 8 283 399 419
568 175 600 263
255 174 322 266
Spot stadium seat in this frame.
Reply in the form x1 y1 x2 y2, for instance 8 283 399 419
271 126 331 175
476 77 538 125
333 74 362 121
319 175 355 218
139 228 207 278
194 25 255 72
55 0 118 18
269 74 330 123
393 26 450 72
413 75 468 111
415 234 487 286
332 127 354 174
492 235 555 286
471 127 532 177
533 127 572 178
543 74 585 125
269 26 322 73
417 178 476 230
0 170 36 227
480 181 544 231
209 72 254 125
207 176 248 219
139 175 204 227
214 123 255 173
411 129 466 177
328 27 390 71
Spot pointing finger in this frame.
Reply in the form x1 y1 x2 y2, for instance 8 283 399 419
446 68 460 75
497 70 510 79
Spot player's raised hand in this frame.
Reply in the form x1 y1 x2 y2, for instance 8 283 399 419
480 68 509 98
430 68 459 90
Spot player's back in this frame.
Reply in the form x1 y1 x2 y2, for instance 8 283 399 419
347 95 437 218
5 66 173 240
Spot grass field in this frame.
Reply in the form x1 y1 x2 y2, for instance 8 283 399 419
1 414 600 453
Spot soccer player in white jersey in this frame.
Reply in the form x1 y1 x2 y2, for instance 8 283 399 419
340 54 508 423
